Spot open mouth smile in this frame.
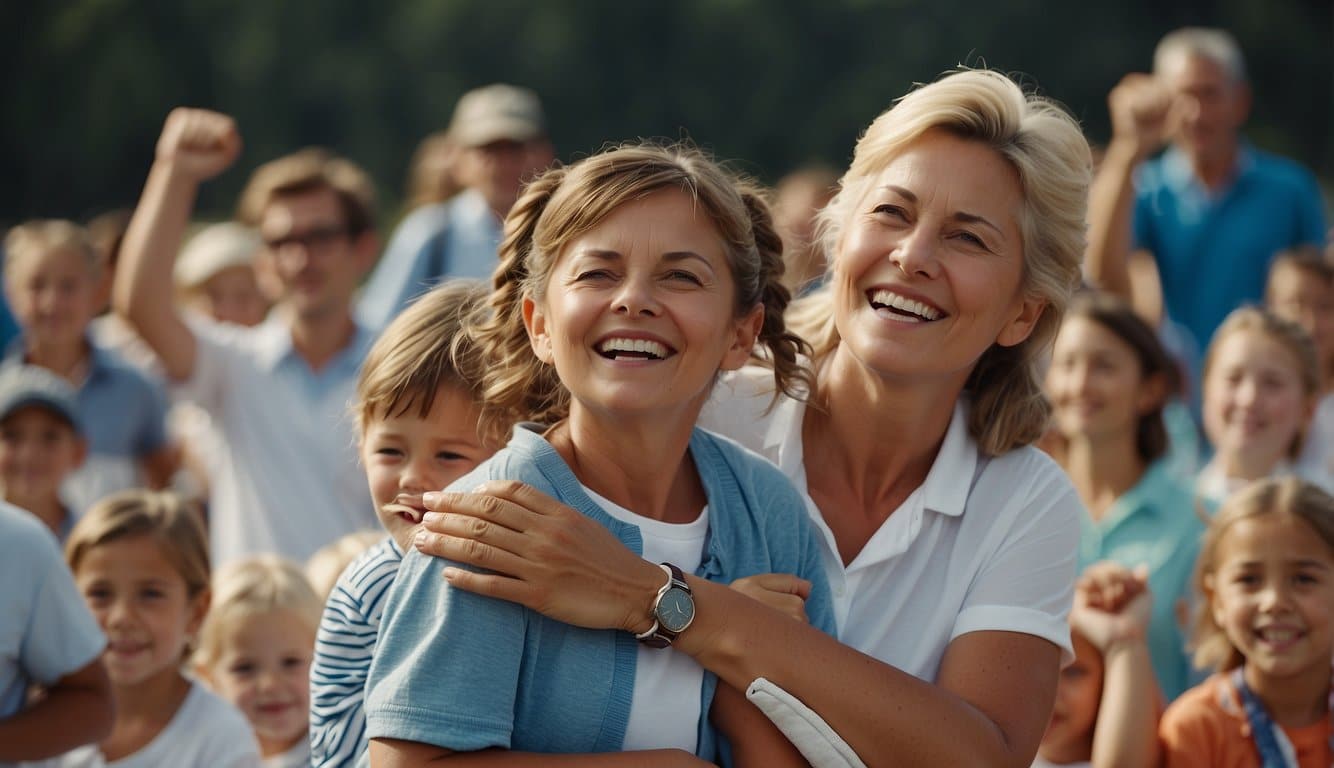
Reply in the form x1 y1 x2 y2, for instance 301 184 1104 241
596 336 675 361
868 289 945 322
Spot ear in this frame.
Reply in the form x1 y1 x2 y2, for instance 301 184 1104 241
186 587 211 640
720 303 764 372
71 436 89 470
1231 81 1253 128
522 295 554 364
995 295 1047 348
1203 573 1225 629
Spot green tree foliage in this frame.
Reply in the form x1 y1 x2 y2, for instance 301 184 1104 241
3 0 1330 227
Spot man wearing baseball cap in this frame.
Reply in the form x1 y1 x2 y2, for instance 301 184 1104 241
359 84 553 329
0 365 87 541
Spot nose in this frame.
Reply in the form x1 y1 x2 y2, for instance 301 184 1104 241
1233 376 1259 407
888 227 941 280
613 274 660 317
1258 580 1292 613
105 594 135 629
399 455 432 494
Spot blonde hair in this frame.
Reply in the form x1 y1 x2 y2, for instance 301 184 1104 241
355 279 490 434
194 555 322 670
1191 477 1334 671
4 219 103 284
792 69 1090 456
473 141 812 442
305 529 385 602
236 148 377 237
1203 306 1320 457
65 490 210 599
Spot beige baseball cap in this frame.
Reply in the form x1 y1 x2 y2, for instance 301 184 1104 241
447 84 546 148
174 222 261 290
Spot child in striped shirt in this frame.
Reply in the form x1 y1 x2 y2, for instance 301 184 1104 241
308 280 499 767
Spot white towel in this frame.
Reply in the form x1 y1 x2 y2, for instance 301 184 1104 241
745 677 868 768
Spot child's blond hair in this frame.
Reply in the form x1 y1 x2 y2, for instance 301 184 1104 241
4 220 103 284
65 490 210 598
194 555 322 671
354 279 490 435
1191 477 1334 672
305 530 385 602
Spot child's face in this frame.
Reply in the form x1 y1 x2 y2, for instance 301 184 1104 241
1268 265 1334 377
188 265 268 328
0 405 84 506
203 608 314 757
5 247 99 349
1203 329 1312 468
75 534 207 688
523 188 761 422
1208 514 1334 686
1038 633 1102 764
1047 316 1159 444
361 384 495 549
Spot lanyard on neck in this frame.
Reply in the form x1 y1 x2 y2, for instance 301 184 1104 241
1230 666 1334 768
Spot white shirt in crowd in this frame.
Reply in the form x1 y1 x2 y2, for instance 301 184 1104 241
700 366 1080 679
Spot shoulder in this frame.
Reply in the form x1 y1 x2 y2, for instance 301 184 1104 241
177 682 262 755
88 343 164 395
1247 146 1322 191
1161 674 1238 742
390 201 455 241
0 502 64 577
699 365 795 454
979 444 1081 513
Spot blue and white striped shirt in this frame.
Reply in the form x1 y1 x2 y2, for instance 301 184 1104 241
309 536 402 768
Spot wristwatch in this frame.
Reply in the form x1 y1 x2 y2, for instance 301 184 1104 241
635 562 695 648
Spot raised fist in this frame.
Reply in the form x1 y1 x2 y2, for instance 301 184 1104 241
155 107 242 182
1107 73 1173 160
1071 561 1153 652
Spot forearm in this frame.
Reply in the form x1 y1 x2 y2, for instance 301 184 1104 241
675 578 1040 767
0 679 113 760
114 161 200 380
370 741 709 768
1090 641 1160 768
1083 141 1140 301
710 681 806 768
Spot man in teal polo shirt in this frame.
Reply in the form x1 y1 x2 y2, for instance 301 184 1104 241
1086 27 1326 367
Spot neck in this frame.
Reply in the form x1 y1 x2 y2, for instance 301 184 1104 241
1220 448 1283 483
6 493 66 536
1062 432 1146 521
288 309 355 372
26 339 89 382
1183 139 1240 191
1244 658 1330 728
553 402 701 523
805 345 961 523
258 731 305 759
111 666 189 725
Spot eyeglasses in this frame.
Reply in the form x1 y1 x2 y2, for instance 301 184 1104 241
262 225 348 253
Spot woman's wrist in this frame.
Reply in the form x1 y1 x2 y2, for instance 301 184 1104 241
623 559 670 635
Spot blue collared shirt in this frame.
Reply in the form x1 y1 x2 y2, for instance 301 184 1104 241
357 190 502 330
1133 143 1327 353
1077 460 1209 699
365 425 835 763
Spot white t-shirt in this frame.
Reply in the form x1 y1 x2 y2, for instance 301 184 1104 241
1299 392 1334 478
178 316 376 566
24 681 260 767
262 739 310 768
584 487 709 754
700 366 1079 681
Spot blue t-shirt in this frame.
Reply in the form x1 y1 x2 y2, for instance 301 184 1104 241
310 536 402 768
365 425 835 762
1077 460 1208 700
1133 143 1327 353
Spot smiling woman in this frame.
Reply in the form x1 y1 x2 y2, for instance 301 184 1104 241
363 142 832 768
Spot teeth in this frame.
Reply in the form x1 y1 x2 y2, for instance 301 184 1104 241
870 289 941 320
1257 627 1299 644
598 337 668 359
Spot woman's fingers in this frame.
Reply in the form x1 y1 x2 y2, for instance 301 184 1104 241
418 508 529 560
413 530 531 579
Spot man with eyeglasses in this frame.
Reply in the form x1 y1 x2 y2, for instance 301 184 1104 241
114 107 378 567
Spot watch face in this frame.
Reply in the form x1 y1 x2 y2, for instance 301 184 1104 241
656 586 695 633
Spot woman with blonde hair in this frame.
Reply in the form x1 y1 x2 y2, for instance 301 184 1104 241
417 68 1093 766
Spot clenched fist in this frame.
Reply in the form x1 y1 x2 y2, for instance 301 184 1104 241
1107 73 1174 161
155 108 242 181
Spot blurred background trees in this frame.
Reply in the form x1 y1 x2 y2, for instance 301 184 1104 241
4 0 1330 227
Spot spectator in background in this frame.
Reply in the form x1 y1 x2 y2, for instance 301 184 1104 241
114 108 377 567
403 130 462 211
357 83 554 329
1084 27 1326 371
1266 246 1334 479
2 220 174 514
174 222 270 329
0 365 87 542
771 164 839 296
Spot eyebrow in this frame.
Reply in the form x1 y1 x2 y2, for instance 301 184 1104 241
880 185 1005 236
575 248 715 271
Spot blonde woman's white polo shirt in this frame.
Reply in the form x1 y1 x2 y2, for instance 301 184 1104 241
700 366 1078 681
